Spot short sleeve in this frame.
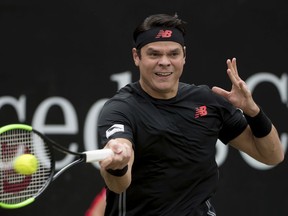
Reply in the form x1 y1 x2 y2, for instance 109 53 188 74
218 108 247 144
97 99 134 148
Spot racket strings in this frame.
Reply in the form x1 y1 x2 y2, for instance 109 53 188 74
0 129 53 205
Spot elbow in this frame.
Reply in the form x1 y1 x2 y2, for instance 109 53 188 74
278 151 285 164
272 152 285 165
272 146 285 165
263 151 285 166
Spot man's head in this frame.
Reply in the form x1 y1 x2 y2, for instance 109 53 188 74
133 13 187 50
132 14 187 99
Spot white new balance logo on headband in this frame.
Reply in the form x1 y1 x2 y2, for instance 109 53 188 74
155 30 172 38
106 124 124 138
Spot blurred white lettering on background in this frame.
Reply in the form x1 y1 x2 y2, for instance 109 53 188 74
0 71 286 170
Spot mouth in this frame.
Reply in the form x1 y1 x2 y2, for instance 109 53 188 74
155 72 173 77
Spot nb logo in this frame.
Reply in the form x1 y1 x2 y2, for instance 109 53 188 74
155 30 173 38
195 105 208 118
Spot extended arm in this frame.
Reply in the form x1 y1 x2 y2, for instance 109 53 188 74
99 138 134 194
212 58 284 165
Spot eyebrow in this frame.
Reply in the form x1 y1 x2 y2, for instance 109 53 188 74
146 47 182 53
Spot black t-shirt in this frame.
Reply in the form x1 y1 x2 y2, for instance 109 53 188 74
98 82 247 216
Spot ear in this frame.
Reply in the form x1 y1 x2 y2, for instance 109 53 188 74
183 46 186 64
183 46 186 58
132 48 140 66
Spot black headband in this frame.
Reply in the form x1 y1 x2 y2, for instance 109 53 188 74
134 27 185 49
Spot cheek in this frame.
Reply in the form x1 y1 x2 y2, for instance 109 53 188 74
174 59 185 71
139 60 154 71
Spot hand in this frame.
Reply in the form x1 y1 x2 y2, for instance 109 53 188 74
212 58 259 116
100 138 132 170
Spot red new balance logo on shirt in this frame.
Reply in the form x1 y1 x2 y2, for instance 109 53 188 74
155 30 173 38
195 105 208 118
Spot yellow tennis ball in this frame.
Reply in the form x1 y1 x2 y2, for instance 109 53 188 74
13 154 38 175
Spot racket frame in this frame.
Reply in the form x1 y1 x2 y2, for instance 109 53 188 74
0 124 55 209
0 124 112 209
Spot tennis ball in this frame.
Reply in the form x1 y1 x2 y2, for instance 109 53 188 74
13 154 38 175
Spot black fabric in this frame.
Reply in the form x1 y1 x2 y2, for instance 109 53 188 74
134 27 185 49
98 81 247 216
244 108 272 138
106 165 128 177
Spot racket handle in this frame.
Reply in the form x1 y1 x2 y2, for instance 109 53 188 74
84 149 114 162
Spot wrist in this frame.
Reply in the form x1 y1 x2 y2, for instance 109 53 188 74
244 108 272 138
243 105 260 117
106 165 128 177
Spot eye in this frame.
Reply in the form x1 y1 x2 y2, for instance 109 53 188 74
147 51 161 58
169 51 180 58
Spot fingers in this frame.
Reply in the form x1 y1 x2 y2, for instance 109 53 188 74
226 57 242 88
232 58 239 76
100 139 132 170
211 86 230 98
227 58 239 76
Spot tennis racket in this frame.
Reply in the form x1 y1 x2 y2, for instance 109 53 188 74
0 124 113 209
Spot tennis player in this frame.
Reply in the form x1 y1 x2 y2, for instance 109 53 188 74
97 13 284 216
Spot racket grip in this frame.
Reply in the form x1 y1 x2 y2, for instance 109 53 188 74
84 149 114 162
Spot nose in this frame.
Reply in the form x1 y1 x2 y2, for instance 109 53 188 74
158 55 171 67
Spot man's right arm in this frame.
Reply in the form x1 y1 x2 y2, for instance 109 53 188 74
99 138 134 194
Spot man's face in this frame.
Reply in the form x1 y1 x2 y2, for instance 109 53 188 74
132 41 186 99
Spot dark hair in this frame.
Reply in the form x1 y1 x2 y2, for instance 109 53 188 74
133 13 187 44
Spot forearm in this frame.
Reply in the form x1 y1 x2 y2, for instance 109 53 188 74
99 138 134 193
100 163 132 194
252 125 284 165
230 107 284 165
244 107 284 164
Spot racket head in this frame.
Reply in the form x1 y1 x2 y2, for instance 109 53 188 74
0 124 55 209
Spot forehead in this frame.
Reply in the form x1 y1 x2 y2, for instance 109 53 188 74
142 41 183 51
